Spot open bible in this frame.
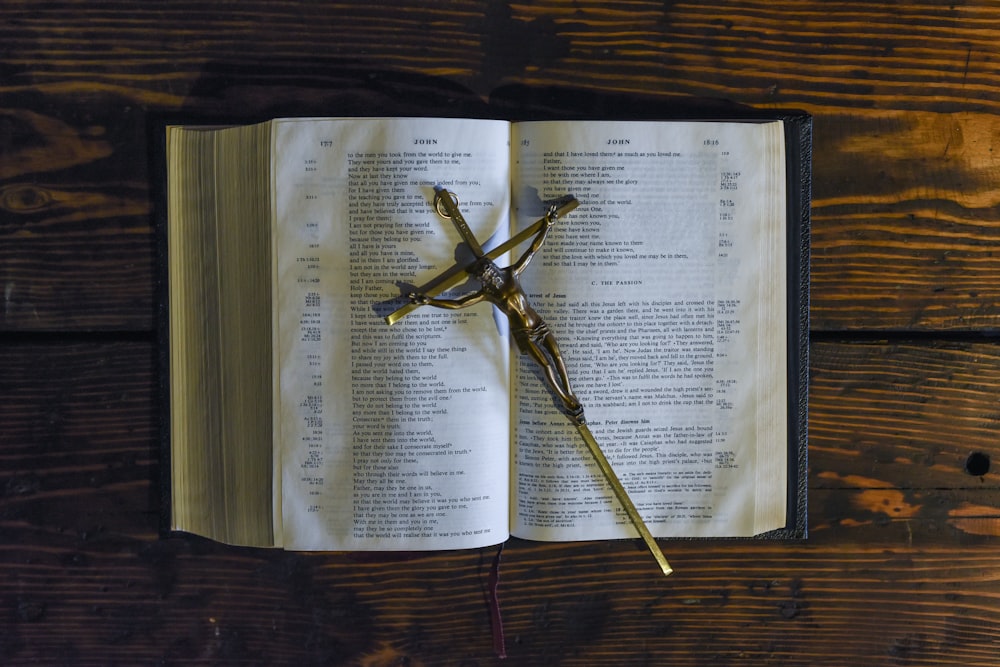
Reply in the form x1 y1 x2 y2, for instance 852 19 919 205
164 115 810 550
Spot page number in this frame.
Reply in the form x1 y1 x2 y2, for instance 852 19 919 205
319 140 333 147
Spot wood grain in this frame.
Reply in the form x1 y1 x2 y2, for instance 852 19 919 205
2 2 1000 330
6 1 1000 664
2 340 999 665
810 340 1000 491
812 111 1000 331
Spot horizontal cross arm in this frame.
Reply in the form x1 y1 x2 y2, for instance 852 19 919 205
384 197 579 325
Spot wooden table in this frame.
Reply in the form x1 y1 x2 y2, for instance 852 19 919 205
3 2 999 664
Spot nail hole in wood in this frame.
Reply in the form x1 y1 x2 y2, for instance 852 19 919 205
964 452 990 476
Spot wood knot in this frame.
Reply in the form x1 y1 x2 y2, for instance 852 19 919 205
0 184 53 213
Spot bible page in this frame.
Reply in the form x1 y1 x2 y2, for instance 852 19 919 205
273 118 513 550
509 120 787 540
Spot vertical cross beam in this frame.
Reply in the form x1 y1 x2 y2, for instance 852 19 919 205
434 187 485 258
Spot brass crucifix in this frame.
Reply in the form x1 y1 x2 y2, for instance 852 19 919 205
385 187 672 577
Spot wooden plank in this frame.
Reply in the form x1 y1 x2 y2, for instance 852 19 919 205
0 340 160 539
3 340 1000 664
3 2 1000 111
3 5 1000 330
5 339 999 543
811 111 1000 331
6 101 1000 332
810 340 1000 490
0 105 155 331
2 529 999 665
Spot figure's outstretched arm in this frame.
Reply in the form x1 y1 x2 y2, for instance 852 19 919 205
409 290 486 310
510 211 556 275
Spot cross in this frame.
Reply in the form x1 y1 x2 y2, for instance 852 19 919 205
386 187 672 577
383 190 579 326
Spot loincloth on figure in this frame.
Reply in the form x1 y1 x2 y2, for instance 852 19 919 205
511 321 552 355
